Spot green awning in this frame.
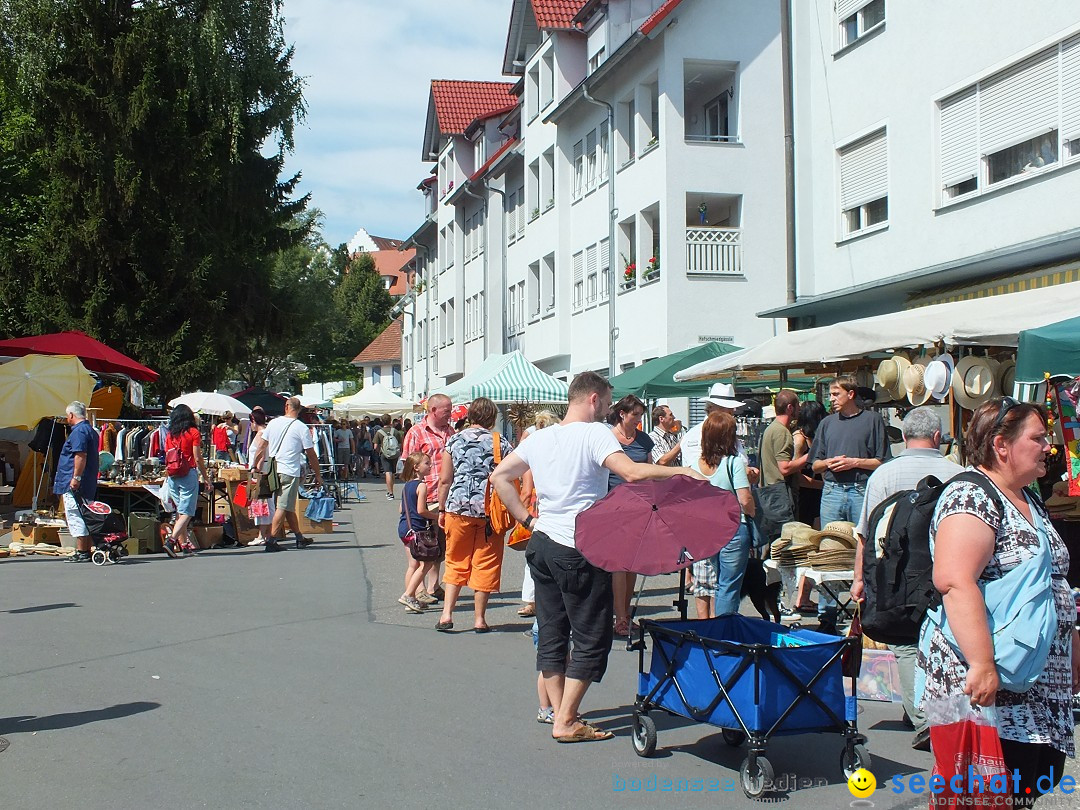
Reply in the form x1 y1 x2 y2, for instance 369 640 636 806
609 343 744 399
1016 315 1080 383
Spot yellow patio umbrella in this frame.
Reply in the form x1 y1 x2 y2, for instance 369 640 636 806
0 354 95 429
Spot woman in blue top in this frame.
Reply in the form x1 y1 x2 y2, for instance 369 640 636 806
690 410 756 619
398 452 439 614
607 394 655 636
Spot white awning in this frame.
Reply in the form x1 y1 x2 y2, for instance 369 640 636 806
676 281 1080 380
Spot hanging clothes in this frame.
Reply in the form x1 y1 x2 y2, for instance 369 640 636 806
114 426 128 462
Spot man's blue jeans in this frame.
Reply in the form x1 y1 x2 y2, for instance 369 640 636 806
816 481 866 624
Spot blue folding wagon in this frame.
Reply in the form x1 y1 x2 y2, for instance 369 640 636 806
632 614 870 798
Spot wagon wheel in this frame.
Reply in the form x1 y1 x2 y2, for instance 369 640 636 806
631 713 657 757
841 744 872 779
91 550 108 566
740 755 774 799
722 728 746 747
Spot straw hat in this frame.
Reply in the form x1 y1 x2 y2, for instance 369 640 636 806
875 358 900 391
924 354 955 401
779 521 813 541
787 523 819 549
889 355 912 401
997 358 1016 398
903 363 932 406
701 382 745 409
951 356 999 410
810 521 857 548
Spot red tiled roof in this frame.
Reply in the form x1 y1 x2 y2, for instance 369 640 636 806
351 318 402 365
431 80 517 135
370 235 404 251
369 248 416 296
532 0 587 30
640 0 685 35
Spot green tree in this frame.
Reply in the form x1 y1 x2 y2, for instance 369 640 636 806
326 248 394 383
0 0 308 397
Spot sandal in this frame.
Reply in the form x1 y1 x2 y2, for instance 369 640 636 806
613 618 630 637
554 724 614 743
435 620 454 632
517 604 536 618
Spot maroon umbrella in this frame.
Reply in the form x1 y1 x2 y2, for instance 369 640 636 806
0 331 158 382
575 476 742 576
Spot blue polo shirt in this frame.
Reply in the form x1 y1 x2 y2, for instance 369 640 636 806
54 420 99 498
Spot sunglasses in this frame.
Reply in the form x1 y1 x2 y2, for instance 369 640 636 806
991 396 1021 430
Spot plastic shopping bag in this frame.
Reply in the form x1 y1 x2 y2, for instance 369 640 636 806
232 482 250 508
924 695 1010 807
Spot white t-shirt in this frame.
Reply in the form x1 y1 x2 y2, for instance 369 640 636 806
261 417 314 477
513 421 621 548
681 424 749 472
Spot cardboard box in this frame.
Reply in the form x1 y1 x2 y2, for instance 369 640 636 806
12 524 61 546
192 525 223 549
296 498 333 534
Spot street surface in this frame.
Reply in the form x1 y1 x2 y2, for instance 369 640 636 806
2 479 1076 808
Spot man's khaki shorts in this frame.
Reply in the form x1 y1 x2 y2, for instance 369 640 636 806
278 474 302 512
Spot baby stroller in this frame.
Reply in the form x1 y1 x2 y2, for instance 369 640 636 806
75 494 129 566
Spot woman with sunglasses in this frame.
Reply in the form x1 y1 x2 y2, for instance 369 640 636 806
920 397 1079 806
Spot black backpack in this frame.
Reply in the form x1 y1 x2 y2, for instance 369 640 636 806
860 470 1001 645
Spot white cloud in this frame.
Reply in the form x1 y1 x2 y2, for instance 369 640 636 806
282 0 512 246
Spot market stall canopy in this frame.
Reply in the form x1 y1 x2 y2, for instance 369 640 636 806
296 394 331 408
676 281 1080 380
435 353 512 404
1016 315 1080 383
609 342 743 399
0 354 95 429
232 387 287 417
0 330 158 382
470 351 570 403
169 391 252 417
332 382 415 417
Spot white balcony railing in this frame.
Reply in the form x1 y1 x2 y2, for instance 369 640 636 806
686 227 742 276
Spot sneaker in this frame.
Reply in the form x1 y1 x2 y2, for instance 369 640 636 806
403 596 425 614
911 728 931 752
163 538 179 559
397 594 412 607
415 591 437 606
65 550 92 563
537 707 555 724
385 492 394 501
248 537 267 546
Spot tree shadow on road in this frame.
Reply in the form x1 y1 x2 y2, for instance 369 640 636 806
0 701 160 735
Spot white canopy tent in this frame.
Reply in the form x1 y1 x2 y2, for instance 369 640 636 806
676 281 1080 380
332 382 415 417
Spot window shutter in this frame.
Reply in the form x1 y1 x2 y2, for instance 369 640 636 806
839 129 887 210
979 47 1058 155
940 87 978 186
599 237 610 299
1062 35 1080 142
836 0 872 20
573 250 584 306
573 140 583 194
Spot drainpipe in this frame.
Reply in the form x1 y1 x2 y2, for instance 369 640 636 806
462 183 492 357
781 0 797 306
583 87 618 376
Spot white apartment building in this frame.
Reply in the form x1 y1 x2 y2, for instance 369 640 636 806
777 0 1080 327
401 0 789 402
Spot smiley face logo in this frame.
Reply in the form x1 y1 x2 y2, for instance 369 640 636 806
847 768 876 798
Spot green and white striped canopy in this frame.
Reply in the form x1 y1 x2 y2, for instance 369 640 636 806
468 351 569 404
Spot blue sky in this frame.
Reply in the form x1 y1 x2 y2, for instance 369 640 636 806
282 0 512 248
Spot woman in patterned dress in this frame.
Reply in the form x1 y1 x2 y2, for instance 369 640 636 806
435 397 513 632
920 397 1080 806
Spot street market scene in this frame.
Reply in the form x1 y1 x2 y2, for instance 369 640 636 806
3 1 1080 807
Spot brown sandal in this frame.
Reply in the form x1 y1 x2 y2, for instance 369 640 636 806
554 723 614 743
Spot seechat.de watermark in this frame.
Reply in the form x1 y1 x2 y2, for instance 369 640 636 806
889 768 1078 799
613 772 826 794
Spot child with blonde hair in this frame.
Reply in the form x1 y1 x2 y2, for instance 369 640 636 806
398 452 439 613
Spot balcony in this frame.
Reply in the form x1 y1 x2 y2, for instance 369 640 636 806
686 227 741 276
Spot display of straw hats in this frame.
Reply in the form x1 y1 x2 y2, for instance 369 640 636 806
875 354 912 403
923 354 955 401
771 521 818 565
997 358 1016 398
951 356 1000 410
810 521 858 548
903 363 932 406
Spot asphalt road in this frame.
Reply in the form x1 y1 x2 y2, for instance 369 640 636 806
1 479 1076 809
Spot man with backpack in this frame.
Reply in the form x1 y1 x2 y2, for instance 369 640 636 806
373 413 403 501
852 406 961 752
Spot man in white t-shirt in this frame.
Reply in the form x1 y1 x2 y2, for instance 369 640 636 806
491 371 702 744
250 397 324 552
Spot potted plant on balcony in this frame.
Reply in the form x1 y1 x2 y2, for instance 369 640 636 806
621 254 636 289
644 256 659 281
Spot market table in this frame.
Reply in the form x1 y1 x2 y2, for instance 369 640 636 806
763 559 857 621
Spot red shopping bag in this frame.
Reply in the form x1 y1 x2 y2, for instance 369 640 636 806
232 482 250 508
926 698 1010 807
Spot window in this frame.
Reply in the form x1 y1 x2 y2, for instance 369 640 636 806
529 159 541 219
516 283 525 334
839 128 888 238
645 81 660 146
529 261 541 317
572 250 584 310
445 224 455 267
542 148 555 210
586 129 597 188
585 244 597 304
838 0 884 50
478 291 484 337
372 366 381 384
684 61 738 143
598 238 610 301
543 253 556 312
624 98 636 160
446 298 455 345
938 40 1078 204
507 285 517 335
704 94 729 141
573 140 584 199
392 365 401 389
599 122 610 181
527 65 539 120
516 184 526 235
541 52 554 109
588 47 604 75
474 136 485 169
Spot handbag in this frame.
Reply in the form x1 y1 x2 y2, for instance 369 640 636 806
920 489 1059 693
403 484 441 562
841 607 864 679
265 419 297 495
755 480 794 541
485 431 517 536
507 493 537 551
